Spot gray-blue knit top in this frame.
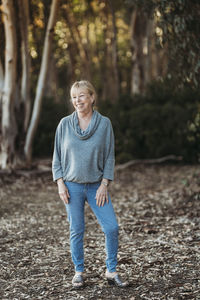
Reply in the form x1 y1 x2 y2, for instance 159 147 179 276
52 110 115 183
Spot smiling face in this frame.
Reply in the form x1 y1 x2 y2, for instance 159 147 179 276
71 87 95 114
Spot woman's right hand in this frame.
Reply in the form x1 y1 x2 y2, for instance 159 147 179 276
57 178 70 204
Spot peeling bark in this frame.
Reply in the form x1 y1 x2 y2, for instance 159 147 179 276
0 0 17 169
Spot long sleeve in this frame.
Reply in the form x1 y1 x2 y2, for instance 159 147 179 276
52 122 63 181
52 113 115 184
103 120 115 181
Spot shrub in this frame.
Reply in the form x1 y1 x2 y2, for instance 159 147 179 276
99 82 200 163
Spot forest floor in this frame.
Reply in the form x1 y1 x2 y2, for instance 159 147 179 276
0 162 200 300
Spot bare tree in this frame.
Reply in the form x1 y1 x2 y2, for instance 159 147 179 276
18 0 31 131
24 0 60 164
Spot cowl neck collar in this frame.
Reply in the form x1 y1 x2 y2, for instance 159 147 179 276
70 110 102 140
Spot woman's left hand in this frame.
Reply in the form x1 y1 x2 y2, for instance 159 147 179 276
95 184 109 207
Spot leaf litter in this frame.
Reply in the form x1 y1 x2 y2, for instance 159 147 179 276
0 163 200 299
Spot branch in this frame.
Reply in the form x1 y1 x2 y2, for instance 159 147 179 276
115 155 183 171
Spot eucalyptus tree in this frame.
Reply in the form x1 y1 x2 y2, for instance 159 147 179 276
0 0 60 169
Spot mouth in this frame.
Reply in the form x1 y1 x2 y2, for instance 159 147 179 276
76 104 84 108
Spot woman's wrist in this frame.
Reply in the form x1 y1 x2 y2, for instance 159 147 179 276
57 178 64 185
101 179 109 187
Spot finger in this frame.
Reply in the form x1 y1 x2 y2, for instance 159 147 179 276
100 194 105 206
97 196 101 207
101 196 106 207
106 193 109 204
96 195 101 207
63 194 69 204
59 193 69 204
98 194 103 207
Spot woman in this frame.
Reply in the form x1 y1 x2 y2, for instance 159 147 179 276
52 80 128 288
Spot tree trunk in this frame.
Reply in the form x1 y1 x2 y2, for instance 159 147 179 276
150 22 168 80
24 0 59 164
18 0 31 131
130 9 149 95
144 18 153 84
130 9 168 94
0 58 4 106
130 9 141 94
0 0 17 169
108 0 120 100
44 56 59 102
99 0 111 101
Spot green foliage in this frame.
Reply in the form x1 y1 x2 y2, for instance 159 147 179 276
156 0 200 88
99 81 200 163
33 97 68 158
126 0 200 88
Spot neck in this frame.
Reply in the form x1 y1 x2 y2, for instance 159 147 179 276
77 109 93 121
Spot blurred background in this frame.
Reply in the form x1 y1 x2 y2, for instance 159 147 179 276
0 0 200 169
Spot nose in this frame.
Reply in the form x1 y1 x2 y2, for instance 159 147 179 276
76 98 82 104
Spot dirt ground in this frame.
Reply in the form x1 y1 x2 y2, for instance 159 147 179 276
0 163 200 300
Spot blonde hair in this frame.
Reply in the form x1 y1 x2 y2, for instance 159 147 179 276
70 80 97 105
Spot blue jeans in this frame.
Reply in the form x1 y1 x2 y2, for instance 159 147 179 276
64 181 119 273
